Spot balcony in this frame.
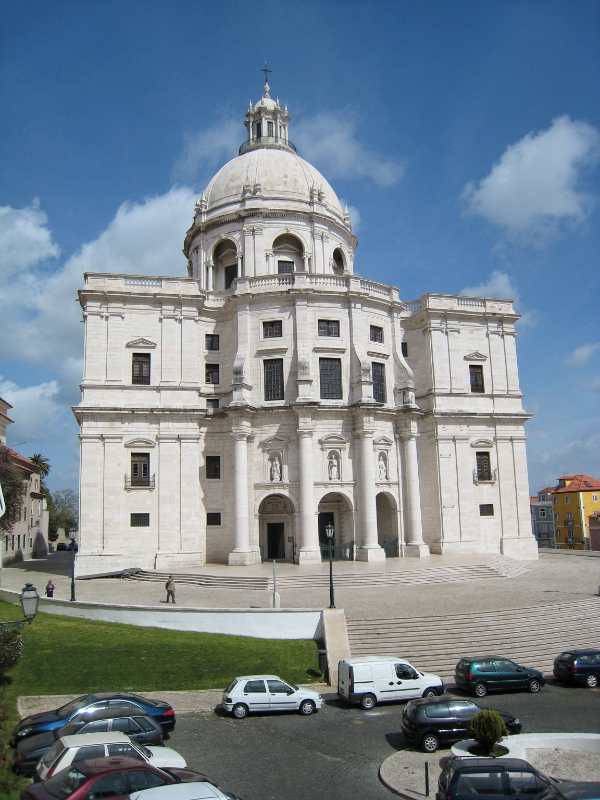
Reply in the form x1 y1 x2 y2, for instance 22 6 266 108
239 136 296 155
125 474 155 490
473 469 497 484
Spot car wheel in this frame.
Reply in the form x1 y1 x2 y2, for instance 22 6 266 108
527 679 541 694
360 693 377 710
299 700 316 716
422 687 438 698
421 733 439 753
474 683 487 698
585 674 598 689
232 704 248 719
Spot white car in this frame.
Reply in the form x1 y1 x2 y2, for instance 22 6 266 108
36 731 186 781
222 675 322 719
129 781 243 800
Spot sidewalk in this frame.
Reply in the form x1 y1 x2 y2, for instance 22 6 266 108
380 749 450 799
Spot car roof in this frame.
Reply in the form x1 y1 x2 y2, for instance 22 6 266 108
60 732 132 746
129 783 224 800
72 707 150 721
410 695 470 706
341 656 408 663
70 756 150 776
459 656 506 661
235 675 284 681
450 757 535 770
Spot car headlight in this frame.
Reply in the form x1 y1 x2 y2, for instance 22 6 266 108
17 728 32 737
512 718 520 725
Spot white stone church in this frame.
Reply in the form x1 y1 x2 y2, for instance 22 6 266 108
74 82 538 576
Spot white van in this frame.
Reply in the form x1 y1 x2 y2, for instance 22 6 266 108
338 656 444 709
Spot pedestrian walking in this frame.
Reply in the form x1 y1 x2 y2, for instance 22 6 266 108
165 575 176 604
45 580 55 598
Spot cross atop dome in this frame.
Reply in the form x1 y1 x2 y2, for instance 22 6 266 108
240 66 294 156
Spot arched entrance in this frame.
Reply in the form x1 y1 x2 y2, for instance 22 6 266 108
258 494 295 561
317 492 355 557
376 492 399 555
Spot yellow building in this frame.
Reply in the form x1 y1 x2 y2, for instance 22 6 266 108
552 474 600 550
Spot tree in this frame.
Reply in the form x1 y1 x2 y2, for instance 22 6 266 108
29 454 51 490
0 446 26 534
50 489 79 539
467 709 508 756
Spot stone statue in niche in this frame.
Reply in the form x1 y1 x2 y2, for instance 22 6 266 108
328 452 340 481
378 453 388 481
270 454 282 482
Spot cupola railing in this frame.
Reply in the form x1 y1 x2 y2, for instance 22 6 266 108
239 136 296 155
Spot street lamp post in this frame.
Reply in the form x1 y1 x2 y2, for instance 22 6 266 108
0 583 40 632
325 521 335 609
69 533 78 602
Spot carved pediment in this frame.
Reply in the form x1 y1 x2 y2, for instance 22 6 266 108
471 439 494 448
374 436 394 449
260 435 290 451
124 438 156 448
126 338 157 349
318 434 348 445
464 351 487 361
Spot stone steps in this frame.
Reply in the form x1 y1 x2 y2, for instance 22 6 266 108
346 597 600 677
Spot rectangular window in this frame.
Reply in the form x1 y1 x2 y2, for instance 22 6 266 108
130 513 150 527
554 496 558 504
555 513 560 522
205 364 220 384
568 530 575 542
370 325 383 343
469 364 485 393
539 508 546 517
479 504 494 516
207 398 219 410
566 513 573 524
555 529 561 537
256 122 261 138
565 496 571 504
225 264 238 289
318 320 339 337
131 453 150 486
207 512 222 526
372 362 386 403
476 452 492 481
205 334 220 351
540 524 548 534
319 358 342 399
264 359 284 402
401 342 408 358
206 456 221 480
132 353 151 385
593 494 598 502
263 320 283 338
267 121 274 137
277 260 294 274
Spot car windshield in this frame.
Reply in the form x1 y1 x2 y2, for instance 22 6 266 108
44 767 88 798
225 679 239 693
557 652 576 663
57 695 96 719
128 694 162 707
42 740 67 767
136 743 153 759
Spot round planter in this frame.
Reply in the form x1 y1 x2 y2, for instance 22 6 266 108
452 733 600 760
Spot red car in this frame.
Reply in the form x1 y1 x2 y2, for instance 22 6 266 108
21 756 216 800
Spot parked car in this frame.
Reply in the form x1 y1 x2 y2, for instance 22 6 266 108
221 676 322 719
20 756 216 800
129 780 244 800
553 650 600 689
436 757 552 800
338 656 444 709
56 543 68 551
401 696 522 753
535 781 600 800
35 732 186 782
14 707 165 777
454 656 545 697
14 692 176 742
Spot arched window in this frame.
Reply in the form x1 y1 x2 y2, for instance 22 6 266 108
213 239 238 290
332 247 345 275
272 233 304 273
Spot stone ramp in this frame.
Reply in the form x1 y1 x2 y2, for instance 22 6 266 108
127 556 529 591
346 596 600 678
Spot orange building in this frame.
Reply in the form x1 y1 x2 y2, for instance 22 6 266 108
552 474 600 550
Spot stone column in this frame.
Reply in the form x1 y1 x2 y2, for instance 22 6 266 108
237 252 243 278
401 422 430 557
302 254 310 273
207 261 214 292
356 430 385 561
244 228 255 277
229 421 256 565
297 429 321 563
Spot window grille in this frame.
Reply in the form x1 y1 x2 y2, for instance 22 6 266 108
130 513 150 527
264 359 284 401
318 320 339 337
469 365 485 393
263 320 282 338
206 456 221 480
205 364 220 384
205 334 219 351
277 260 294 274
372 362 386 403
132 353 150 385
319 358 342 399
479 504 494 516
131 453 150 486
225 264 238 289
476 452 492 481
267 121 274 136
207 399 219 410
207 512 222 526
401 342 408 358
370 325 383 343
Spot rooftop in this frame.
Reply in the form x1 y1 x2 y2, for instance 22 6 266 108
553 474 600 493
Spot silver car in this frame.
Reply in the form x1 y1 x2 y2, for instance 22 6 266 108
222 675 322 719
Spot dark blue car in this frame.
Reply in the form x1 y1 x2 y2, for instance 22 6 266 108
14 693 176 743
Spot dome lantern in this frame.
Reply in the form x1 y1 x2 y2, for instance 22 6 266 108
241 71 294 156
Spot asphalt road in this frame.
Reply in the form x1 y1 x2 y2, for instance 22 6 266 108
167 681 600 800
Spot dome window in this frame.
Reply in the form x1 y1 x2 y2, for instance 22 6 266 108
332 248 345 275
268 121 274 137
256 122 262 139
278 260 294 274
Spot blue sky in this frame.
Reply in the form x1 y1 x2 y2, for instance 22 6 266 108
1 0 599 493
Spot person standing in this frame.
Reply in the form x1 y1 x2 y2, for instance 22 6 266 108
45 580 55 598
165 575 176 604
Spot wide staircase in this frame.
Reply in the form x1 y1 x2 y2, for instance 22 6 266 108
346 596 600 679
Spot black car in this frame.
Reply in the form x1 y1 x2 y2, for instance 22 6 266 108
13 707 164 777
401 696 521 753
536 782 600 800
553 650 600 689
14 692 176 743
455 656 545 697
56 543 68 551
436 757 552 800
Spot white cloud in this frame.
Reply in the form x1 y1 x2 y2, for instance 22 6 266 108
460 270 518 300
564 342 600 368
584 376 600 392
172 119 240 180
462 115 600 243
0 199 60 276
0 376 62 443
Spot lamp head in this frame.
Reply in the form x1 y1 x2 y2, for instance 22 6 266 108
20 583 40 622
325 522 334 539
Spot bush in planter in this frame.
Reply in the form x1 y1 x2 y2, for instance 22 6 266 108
467 709 508 756
0 629 23 677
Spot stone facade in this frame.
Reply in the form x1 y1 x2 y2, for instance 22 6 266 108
73 83 538 576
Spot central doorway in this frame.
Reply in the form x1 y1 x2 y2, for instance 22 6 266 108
267 522 285 559
318 512 335 545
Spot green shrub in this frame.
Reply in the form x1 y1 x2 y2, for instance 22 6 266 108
467 709 508 755
0 629 23 677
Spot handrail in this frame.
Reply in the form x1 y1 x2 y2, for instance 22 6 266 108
239 137 296 155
